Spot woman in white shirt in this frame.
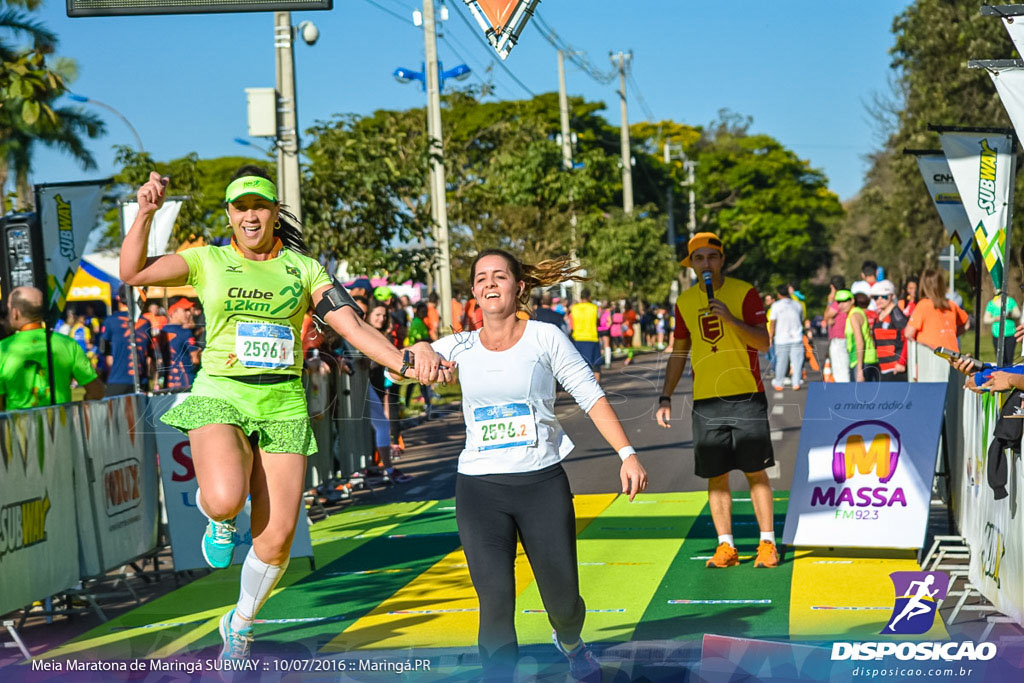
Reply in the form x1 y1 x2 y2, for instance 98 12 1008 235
420 249 647 681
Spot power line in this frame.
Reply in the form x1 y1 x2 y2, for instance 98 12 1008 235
359 0 411 25
627 69 656 123
449 1 536 97
439 34 493 90
531 11 615 84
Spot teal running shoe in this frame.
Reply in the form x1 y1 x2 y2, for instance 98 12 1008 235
219 609 253 660
201 517 238 569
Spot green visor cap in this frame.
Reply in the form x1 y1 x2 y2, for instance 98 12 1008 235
834 289 853 303
225 176 278 203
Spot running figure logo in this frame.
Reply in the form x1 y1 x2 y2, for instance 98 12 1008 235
882 571 949 635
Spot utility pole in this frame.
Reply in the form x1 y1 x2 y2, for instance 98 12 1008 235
274 12 302 224
423 0 453 329
663 142 677 251
612 51 634 214
558 50 572 171
557 50 582 301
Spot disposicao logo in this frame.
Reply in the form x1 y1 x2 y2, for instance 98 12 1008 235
883 571 949 635
811 420 907 508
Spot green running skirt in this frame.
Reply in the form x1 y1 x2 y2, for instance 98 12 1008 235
160 371 317 456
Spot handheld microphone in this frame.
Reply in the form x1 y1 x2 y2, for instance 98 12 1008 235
702 271 714 301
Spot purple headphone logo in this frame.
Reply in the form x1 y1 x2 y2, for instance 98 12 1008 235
831 420 901 484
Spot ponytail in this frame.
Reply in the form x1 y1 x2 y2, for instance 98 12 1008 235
470 249 588 312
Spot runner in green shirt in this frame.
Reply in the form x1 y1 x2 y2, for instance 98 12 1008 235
0 286 104 410
120 166 453 660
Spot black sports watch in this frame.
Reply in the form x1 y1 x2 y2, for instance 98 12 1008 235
400 350 415 377
658 395 672 405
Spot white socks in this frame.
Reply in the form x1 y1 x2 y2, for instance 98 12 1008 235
718 534 735 548
760 531 776 545
232 547 289 631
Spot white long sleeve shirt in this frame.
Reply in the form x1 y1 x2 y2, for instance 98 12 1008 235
432 320 606 475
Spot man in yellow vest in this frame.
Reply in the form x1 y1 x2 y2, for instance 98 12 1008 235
570 288 602 382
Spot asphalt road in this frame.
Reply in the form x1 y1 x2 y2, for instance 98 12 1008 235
359 346 820 504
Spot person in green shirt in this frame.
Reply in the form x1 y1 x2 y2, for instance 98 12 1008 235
120 166 453 661
984 291 1021 367
0 286 104 411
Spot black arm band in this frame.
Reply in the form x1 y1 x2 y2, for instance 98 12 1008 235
313 279 362 331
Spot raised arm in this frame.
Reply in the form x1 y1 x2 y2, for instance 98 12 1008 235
119 171 189 287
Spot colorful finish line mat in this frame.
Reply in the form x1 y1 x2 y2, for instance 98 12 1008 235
34 492 945 666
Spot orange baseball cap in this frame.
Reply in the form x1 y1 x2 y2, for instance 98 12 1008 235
168 298 195 314
680 232 724 267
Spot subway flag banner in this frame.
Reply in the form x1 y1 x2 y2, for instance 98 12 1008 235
0 405 81 615
783 383 945 549
938 131 1014 289
913 153 978 271
35 180 109 313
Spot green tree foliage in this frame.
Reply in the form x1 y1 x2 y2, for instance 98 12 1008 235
303 108 435 283
693 115 842 289
629 111 842 292
0 1 104 211
103 148 267 250
582 206 677 301
835 0 1017 291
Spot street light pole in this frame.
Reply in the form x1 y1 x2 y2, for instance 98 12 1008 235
67 93 144 153
423 0 453 330
275 11 303 224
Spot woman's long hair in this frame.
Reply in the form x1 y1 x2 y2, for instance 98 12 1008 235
469 249 589 312
227 165 309 256
919 269 950 311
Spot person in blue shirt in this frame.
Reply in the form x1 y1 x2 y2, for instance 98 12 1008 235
160 296 202 390
99 286 155 396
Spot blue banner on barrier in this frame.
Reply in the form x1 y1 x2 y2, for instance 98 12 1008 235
783 383 945 549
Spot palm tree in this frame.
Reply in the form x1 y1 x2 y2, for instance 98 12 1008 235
1 4 105 211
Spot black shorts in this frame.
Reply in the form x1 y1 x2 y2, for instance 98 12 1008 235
692 392 774 478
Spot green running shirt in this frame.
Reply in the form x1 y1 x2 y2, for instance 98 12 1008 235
180 243 332 377
0 328 98 409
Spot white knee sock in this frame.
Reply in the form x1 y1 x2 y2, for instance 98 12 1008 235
195 488 210 520
232 547 289 631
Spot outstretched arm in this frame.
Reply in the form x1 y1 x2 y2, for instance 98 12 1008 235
314 286 453 385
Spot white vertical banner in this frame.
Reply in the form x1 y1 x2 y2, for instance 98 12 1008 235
35 180 109 312
938 131 1015 288
913 153 978 269
147 393 313 572
0 406 82 616
1000 16 1024 58
120 199 184 257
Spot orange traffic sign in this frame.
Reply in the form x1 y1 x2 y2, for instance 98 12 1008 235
463 0 541 60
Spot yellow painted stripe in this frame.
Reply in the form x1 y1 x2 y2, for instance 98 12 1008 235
40 501 436 660
789 549 949 640
516 491 707 644
323 494 617 652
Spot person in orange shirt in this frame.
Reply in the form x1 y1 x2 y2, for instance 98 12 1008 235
425 292 441 340
905 269 968 351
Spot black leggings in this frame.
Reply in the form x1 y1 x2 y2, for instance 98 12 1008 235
456 466 585 680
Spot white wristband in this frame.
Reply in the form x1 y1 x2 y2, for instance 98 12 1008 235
617 446 636 462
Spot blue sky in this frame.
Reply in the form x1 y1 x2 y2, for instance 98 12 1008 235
28 0 912 202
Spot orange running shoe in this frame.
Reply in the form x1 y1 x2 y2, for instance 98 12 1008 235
754 540 780 568
705 542 740 568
